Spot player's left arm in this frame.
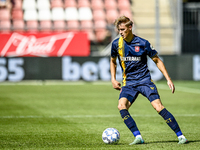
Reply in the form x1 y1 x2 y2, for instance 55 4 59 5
152 55 175 93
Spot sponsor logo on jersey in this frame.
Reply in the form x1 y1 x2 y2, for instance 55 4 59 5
121 56 141 61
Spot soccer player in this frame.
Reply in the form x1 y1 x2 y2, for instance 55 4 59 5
110 16 188 145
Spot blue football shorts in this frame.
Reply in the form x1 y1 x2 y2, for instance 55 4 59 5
119 81 160 103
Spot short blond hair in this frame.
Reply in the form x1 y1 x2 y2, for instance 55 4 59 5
114 16 133 29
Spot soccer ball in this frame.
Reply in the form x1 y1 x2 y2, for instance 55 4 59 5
102 128 120 144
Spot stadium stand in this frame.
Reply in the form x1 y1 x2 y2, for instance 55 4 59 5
0 0 133 44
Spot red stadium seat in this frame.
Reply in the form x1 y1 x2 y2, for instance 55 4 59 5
94 20 107 29
12 0 22 10
119 9 132 19
94 20 108 42
92 9 106 21
0 8 11 20
11 9 23 20
53 20 66 31
118 0 131 10
66 20 79 31
104 0 117 10
80 20 93 30
0 20 11 32
106 9 119 24
64 0 77 8
12 19 25 32
40 20 52 32
77 0 90 8
26 20 39 32
80 20 95 41
51 0 63 8
91 0 104 10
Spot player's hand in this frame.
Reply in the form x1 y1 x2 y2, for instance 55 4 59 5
112 80 121 90
167 80 175 93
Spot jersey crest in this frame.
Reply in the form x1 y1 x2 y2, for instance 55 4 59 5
135 46 140 52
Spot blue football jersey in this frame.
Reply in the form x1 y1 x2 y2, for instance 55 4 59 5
111 35 158 86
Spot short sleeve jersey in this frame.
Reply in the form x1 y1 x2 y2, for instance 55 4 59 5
111 35 158 86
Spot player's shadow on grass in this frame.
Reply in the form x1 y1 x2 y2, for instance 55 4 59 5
117 140 200 145
147 140 200 144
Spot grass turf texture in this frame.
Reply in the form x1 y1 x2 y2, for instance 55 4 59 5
0 81 199 150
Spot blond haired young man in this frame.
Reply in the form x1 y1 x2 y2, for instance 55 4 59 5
110 16 188 145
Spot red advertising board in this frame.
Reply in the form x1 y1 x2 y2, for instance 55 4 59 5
0 32 90 57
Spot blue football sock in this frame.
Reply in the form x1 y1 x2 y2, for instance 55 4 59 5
159 108 182 137
120 109 141 137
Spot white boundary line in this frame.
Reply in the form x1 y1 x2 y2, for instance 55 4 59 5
0 81 199 94
0 114 200 119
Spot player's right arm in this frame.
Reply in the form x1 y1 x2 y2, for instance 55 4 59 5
110 57 121 90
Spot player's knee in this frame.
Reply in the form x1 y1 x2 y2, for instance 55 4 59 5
151 99 164 112
153 104 164 112
118 103 127 110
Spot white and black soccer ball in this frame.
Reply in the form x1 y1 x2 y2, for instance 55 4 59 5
102 128 120 144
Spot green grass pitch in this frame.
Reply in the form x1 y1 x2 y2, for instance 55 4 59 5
0 80 200 150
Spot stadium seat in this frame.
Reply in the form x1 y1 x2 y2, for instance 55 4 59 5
77 0 90 7
80 20 93 30
118 0 131 10
22 0 36 10
40 20 52 32
52 8 65 21
119 9 132 19
12 0 22 10
12 19 25 32
106 9 119 24
66 20 79 31
92 9 106 21
0 8 11 20
104 0 117 10
26 20 38 32
11 9 23 20
24 9 38 21
80 20 95 41
91 0 104 10
64 0 77 7
79 7 93 20
94 20 108 41
51 0 63 8
53 20 66 31
38 9 52 21
94 20 107 29
0 20 11 32
37 0 50 10
65 7 79 21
